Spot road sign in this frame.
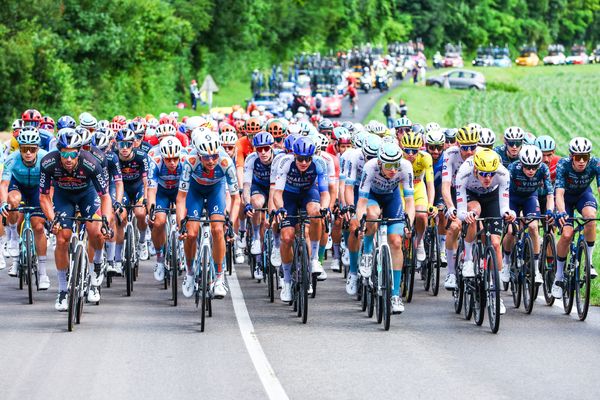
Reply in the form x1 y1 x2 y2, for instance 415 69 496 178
199 75 219 110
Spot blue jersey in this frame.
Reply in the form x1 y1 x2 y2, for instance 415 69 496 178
273 154 329 194
2 149 48 188
243 149 283 187
179 148 238 192
148 154 183 190
118 149 149 184
555 156 600 196
493 144 519 168
433 153 444 187
508 161 553 197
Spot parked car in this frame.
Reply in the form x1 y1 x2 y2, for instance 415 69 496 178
543 44 566 65
566 44 589 64
590 45 600 64
472 46 494 67
426 69 486 90
443 43 464 68
493 47 512 67
246 92 287 116
516 46 539 66
311 87 343 117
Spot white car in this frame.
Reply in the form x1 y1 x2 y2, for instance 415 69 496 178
566 51 589 65
543 52 566 65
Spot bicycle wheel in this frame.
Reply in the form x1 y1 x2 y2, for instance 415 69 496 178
375 252 383 324
300 240 310 324
67 246 83 332
200 247 210 332
264 230 275 303
361 277 368 311
381 246 392 331
575 240 591 321
245 222 254 279
75 262 87 324
25 229 34 304
124 226 134 296
485 246 501 334
423 230 431 292
522 236 536 314
472 245 485 326
226 240 233 276
463 278 474 320
541 233 556 306
367 278 375 318
453 240 464 314
562 258 575 315
170 230 178 306
510 249 522 309
404 235 416 303
430 226 441 296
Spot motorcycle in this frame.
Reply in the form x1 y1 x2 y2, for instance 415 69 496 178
359 73 371 93
375 74 389 92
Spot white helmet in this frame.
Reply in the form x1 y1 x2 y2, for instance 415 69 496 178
504 126 525 140
169 111 179 121
297 106 307 114
97 120 110 129
478 128 496 146
369 122 387 137
287 124 301 135
425 122 441 133
378 141 403 163
156 124 177 139
147 118 159 129
76 126 93 145
160 137 182 158
12 119 23 131
93 128 112 150
569 137 592 154
425 129 445 146
317 134 329 149
79 112 97 130
220 130 238 146
519 145 543 166
362 134 382 158
192 127 221 156
467 122 483 136
185 116 206 132
298 121 311 136
251 110 260 117
16 126 41 145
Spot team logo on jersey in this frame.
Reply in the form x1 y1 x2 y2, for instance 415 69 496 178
220 159 228 168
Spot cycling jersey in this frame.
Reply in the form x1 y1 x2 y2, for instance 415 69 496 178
358 159 414 198
137 141 153 154
274 154 329 194
148 156 183 191
441 146 466 187
243 149 283 198
410 151 434 183
179 148 239 192
508 161 553 196
319 151 338 183
40 150 108 195
2 149 48 188
118 149 149 184
432 154 444 187
493 144 519 168
555 157 600 196
270 152 288 185
235 136 253 169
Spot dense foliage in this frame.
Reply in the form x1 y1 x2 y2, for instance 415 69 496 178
1 0 599 125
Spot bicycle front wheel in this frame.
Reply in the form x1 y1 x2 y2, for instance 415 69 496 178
575 239 591 321
25 229 34 304
430 226 441 296
381 246 392 331
541 233 557 306
300 240 309 324
170 230 179 306
522 235 536 314
472 245 485 326
200 248 210 332
67 246 83 332
124 226 134 296
485 247 501 334
453 240 465 314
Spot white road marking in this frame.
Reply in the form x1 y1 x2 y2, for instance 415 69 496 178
228 268 290 400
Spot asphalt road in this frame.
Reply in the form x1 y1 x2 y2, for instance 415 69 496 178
1 253 599 400
337 79 401 123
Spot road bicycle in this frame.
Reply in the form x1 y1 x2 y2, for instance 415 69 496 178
539 218 557 306
262 211 278 303
115 204 144 297
401 224 417 303
422 212 441 296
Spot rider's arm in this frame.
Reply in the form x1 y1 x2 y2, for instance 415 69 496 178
224 155 241 218
40 193 54 222
242 154 255 205
176 159 192 226
404 195 415 227
542 163 555 212
555 188 566 214
273 189 284 210
554 159 566 214
355 197 368 222
0 180 8 204
455 165 470 221
497 166 511 216
424 155 435 208
441 151 454 210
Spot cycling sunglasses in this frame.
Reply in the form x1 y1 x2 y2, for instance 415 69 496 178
506 140 523 148
427 144 444 152
382 162 401 170
477 171 496 178
572 153 590 162
403 148 419 155
164 157 179 163
296 155 312 163
201 154 220 161
446 137 456 144
396 127 411 133
523 164 539 171
118 141 134 149
60 150 79 159
223 145 235 152
20 145 38 154
256 146 271 153
274 137 284 143
460 144 477 152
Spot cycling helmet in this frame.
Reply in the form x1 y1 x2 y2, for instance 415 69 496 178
287 123 301 136
193 128 221 156
92 128 112 150
393 117 412 129
293 136 316 157
503 126 525 140
362 134 382 158
266 119 286 138
467 123 482 136
411 123 424 136
127 120 145 136
297 106 307 114
523 132 536 145
341 121 355 134
425 122 441 133
56 128 83 150
317 134 329 149
369 121 387 137
116 128 136 142
245 117 262 135
519 145 543 166
40 116 55 131
444 128 457 139
535 135 556 152
220 122 237 135
425 129 446 146
169 111 179 121
478 128 496 147
16 126 41 145
334 127 352 144
310 114 323 125
284 134 301 152
160 137 182 158
21 109 42 126
253 131 275 147
352 131 368 148
12 119 23 132
353 122 364 133
221 130 238 146
298 121 311 136
76 126 93 146
108 122 122 134
97 119 109 130
473 148 500 172
147 118 159 129
79 112 97 130
401 131 423 149
318 118 334 134
112 115 127 126
57 115 76 130
456 125 479 145
378 142 403 163
569 137 592 154
156 124 177 139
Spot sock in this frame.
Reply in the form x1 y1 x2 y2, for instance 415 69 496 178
186 261 194 276
464 241 473 262
446 248 456 274
240 218 247 231
503 250 510 266
556 256 566 281
310 240 319 260
534 253 540 273
139 229 146 242
253 224 260 239
106 241 116 262
273 232 281 247
363 234 374 254
157 251 165 263
343 230 350 246
9 224 17 241
392 270 403 296
215 262 222 274
282 262 292 283
318 245 326 263
349 251 359 274
333 244 340 259
439 234 446 250
38 256 47 276
93 249 103 264
587 242 595 262
57 269 67 292
115 243 123 262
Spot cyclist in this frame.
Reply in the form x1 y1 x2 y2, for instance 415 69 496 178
393 117 412 144
455 148 513 314
442 125 479 290
425 129 448 264
39 129 112 310
502 145 552 284
273 137 330 302
400 131 436 264
266 119 286 151
478 128 496 150
494 126 524 167
535 135 561 214
177 128 241 299
147 137 184 281
443 128 458 150
356 141 415 313
1 127 48 280
220 125 239 217
552 138 600 298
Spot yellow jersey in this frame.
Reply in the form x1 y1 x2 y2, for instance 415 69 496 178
410 150 433 184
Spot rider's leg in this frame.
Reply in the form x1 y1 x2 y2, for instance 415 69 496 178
210 214 226 274
347 218 361 275
306 202 321 261
582 205 597 261
183 221 199 275
388 232 404 296
32 216 48 276
151 213 167 262
280 226 295 283
332 217 342 259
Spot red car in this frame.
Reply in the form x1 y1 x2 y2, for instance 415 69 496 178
311 89 343 117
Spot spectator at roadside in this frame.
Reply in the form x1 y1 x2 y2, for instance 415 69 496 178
399 99 408 117
190 80 199 110
382 97 401 128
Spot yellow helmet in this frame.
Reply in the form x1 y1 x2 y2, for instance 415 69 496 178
401 131 423 149
473 148 500 173
456 125 480 145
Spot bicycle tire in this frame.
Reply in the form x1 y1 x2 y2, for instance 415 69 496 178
200 247 210 332
245 222 254 279
485 246 501 334
541 233 556 306
265 230 275 303
367 280 375 318
375 250 383 324
575 239 591 321
311 272 318 298
67 246 83 332
301 240 310 324
463 278 474 321
423 229 432 292
170 230 178 306
124 226 133 296
226 241 233 276
361 280 368 311
453 240 464 314
25 229 34 304
431 227 441 296
75 262 87 323
562 257 575 315
509 246 522 309
381 245 392 331
472 244 485 326
522 235 536 314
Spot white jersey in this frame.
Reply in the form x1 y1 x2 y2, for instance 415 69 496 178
441 146 466 187
343 148 366 187
455 157 510 221
358 158 414 197
319 151 337 183
270 152 288 185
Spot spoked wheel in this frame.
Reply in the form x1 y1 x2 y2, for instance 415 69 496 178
311 273 318 299
124 226 134 296
67 246 83 332
562 259 575 315
170 231 178 306
245 224 254 279
404 236 416 303
200 249 211 332
472 245 485 326
361 279 368 312
226 240 233 276
422 231 431 292
375 250 383 324
575 240 591 321
300 241 310 324
453 241 464 314
541 233 557 306
463 278 474 321
429 227 441 296
485 247 501 334
510 250 522 309
75 270 87 324
381 246 392 331
522 236 536 314
366 281 375 318
25 229 34 304
264 230 275 303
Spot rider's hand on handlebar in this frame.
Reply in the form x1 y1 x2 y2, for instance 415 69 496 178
427 204 438 217
465 211 478 224
244 203 254 218
556 211 568 227
545 209 555 225
445 206 457 220
504 210 517 223
0 202 9 218
275 207 287 224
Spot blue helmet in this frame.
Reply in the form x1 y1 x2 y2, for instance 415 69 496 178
116 128 136 142
56 128 83 150
293 136 316 157
535 135 556 152
127 121 145 136
178 123 186 134
252 131 275 147
284 133 301 152
57 115 76 130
